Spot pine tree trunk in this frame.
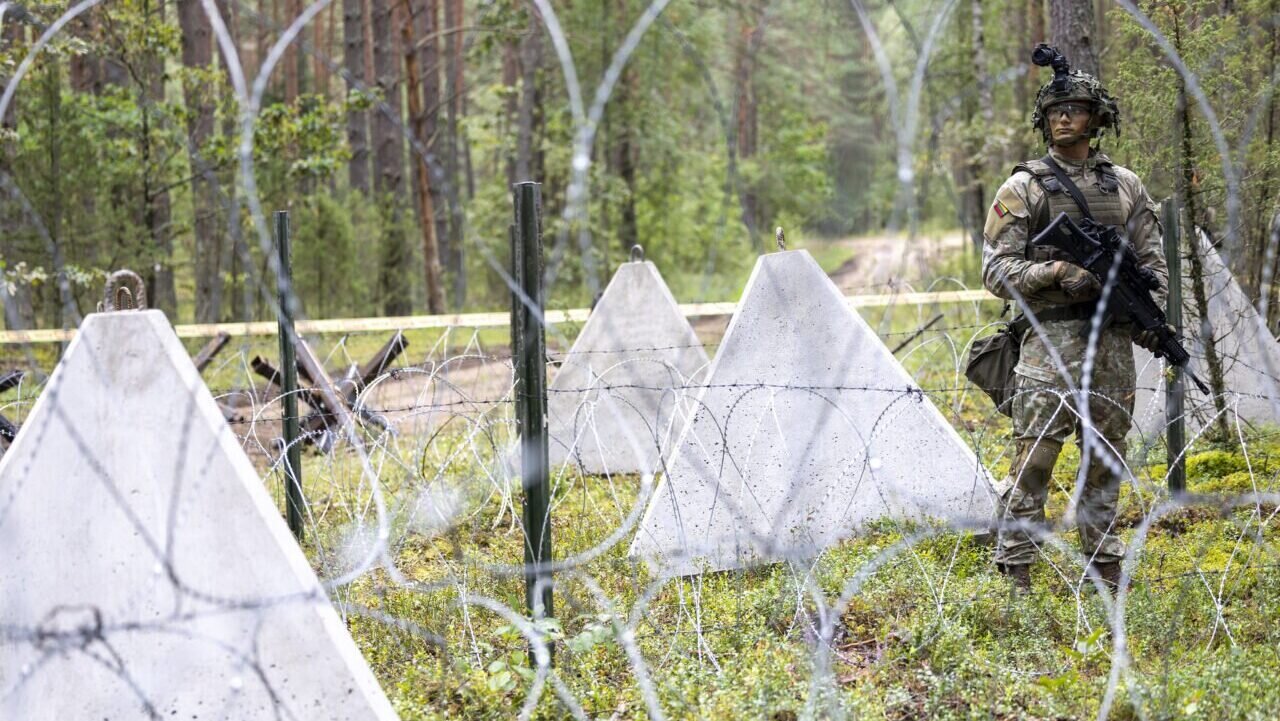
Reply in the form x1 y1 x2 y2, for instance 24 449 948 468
344 0 371 193
970 0 994 228
179 0 223 323
515 6 541 183
285 0 299 101
1247 4 1278 308
315 2 332 96
502 37 519 188
371 0 405 198
955 0 985 250
415 0 447 289
373 0 410 314
1048 0 1099 77
401 0 445 313
1174 14 1232 442
733 1 764 250
444 0 465 307
69 9 102 93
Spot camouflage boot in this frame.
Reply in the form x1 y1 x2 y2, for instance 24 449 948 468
998 562 1032 592
1087 561 1123 595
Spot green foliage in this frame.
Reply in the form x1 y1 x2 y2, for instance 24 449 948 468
292 193 362 317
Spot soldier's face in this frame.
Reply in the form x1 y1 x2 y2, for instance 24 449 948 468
1047 102 1093 144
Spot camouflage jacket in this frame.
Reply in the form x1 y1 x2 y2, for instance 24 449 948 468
980 147 1168 315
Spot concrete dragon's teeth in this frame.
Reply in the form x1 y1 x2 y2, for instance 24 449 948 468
630 250 995 577
1133 229 1280 441
548 260 710 476
0 310 398 721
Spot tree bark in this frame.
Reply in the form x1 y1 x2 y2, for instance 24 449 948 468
257 0 269 83
315 1 332 97
515 6 542 184
413 0 446 284
1012 0 1041 161
732 0 765 249
285 0 300 101
373 0 410 315
607 0 638 256
401 0 445 313
954 0 985 250
344 0 371 193
502 36 519 188
443 0 465 307
1048 0 1099 77
1174 13 1231 442
1247 1 1278 308
143 0 177 318
371 0 405 198
69 9 103 93
178 0 223 323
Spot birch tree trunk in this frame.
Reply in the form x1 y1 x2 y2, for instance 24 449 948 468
144 0 177 318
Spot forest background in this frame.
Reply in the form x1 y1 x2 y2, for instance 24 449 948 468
2 0 1278 329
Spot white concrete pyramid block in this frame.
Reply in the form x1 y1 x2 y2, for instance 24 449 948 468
0 311 397 720
548 260 710 475
630 251 994 576
1133 229 1280 440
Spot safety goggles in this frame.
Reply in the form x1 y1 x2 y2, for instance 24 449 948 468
1045 102 1093 121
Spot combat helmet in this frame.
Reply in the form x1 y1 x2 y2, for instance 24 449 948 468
1030 44 1121 143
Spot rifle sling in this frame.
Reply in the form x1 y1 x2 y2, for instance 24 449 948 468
1042 155 1095 221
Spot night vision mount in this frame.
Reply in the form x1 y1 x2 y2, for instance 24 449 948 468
1032 44 1071 91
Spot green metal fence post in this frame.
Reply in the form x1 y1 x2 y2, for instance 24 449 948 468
511 182 553 656
1162 198 1187 496
275 210 306 540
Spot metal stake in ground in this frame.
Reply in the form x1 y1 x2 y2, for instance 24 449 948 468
511 182 553 645
1163 198 1186 496
275 210 306 540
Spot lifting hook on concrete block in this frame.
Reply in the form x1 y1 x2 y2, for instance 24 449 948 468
775 227 786 251
98 270 148 312
630 244 644 262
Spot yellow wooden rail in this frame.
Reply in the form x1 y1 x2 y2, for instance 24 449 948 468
0 289 994 345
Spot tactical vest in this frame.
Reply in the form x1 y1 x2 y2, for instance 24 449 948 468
1012 155 1127 263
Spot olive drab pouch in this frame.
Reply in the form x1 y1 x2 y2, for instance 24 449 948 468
965 314 1031 417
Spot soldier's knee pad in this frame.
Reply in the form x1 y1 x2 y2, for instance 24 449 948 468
1016 437 1063 476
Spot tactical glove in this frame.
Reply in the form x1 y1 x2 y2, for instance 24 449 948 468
1132 324 1175 353
1051 261 1102 302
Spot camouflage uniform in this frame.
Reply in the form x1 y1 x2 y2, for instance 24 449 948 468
981 146 1168 567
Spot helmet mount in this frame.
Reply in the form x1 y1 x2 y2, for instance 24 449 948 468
1030 44 1121 146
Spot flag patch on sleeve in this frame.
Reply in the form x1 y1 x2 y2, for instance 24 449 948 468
993 200 1011 218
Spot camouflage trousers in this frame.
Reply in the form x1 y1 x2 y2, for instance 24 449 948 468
994 319 1135 567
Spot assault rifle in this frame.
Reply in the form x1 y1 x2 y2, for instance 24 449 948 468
1031 211 1211 394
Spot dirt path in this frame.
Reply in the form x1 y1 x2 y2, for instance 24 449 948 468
232 232 969 444
826 232 968 295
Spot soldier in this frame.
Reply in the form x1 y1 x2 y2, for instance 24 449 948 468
981 46 1169 592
